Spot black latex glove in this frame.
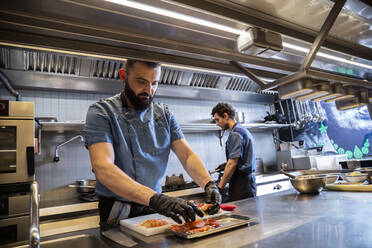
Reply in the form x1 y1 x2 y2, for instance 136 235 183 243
215 162 226 172
149 193 203 224
218 186 227 196
204 181 221 215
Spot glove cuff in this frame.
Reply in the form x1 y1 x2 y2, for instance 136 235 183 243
149 193 162 209
204 180 216 191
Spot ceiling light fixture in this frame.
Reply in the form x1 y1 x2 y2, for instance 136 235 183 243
105 0 245 35
312 83 344 102
325 85 356 102
0 42 128 62
278 79 314 99
283 42 372 70
296 83 330 101
336 91 369 110
161 63 243 77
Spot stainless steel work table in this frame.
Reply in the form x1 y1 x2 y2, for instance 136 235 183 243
36 189 372 248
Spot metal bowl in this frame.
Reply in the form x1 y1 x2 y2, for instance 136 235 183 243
325 174 339 184
290 175 327 194
74 179 96 193
341 173 368 183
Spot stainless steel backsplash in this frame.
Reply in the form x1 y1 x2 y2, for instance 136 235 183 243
1 88 275 203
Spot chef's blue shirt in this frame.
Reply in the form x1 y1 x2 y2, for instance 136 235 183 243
84 93 184 201
226 123 256 174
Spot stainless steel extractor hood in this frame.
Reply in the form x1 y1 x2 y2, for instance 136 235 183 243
0 46 275 104
0 0 371 109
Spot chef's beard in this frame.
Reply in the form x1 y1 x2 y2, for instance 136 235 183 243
124 79 153 111
222 123 230 130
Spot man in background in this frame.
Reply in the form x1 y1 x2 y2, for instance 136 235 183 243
211 102 256 201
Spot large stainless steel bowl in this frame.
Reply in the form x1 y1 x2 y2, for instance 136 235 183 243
290 175 327 194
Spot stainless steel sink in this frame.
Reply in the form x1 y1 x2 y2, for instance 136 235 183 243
17 234 109 248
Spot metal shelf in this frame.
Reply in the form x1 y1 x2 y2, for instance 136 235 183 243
36 121 292 155
40 121 85 132
38 121 292 133
180 123 292 133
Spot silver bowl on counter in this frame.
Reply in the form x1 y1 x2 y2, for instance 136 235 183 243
281 170 327 194
69 179 96 194
340 173 368 183
290 175 327 194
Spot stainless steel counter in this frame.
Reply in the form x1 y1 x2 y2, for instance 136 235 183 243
33 189 372 248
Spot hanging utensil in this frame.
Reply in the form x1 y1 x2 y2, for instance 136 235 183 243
310 101 317 122
292 99 300 129
280 169 296 179
317 102 326 122
313 101 320 122
304 101 312 122
297 101 306 129
276 100 287 124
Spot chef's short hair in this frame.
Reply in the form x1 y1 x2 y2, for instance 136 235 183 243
211 102 236 120
125 59 160 74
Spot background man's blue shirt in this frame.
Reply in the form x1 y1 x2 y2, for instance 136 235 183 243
226 123 256 174
84 94 184 201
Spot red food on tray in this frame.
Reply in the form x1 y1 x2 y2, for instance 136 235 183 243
220 204 236 211
140 218 168 228
170 218 220 234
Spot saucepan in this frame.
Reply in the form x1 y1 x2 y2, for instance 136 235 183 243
280 170 326 194
68 179 96 194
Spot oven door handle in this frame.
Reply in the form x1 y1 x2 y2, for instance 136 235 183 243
27 146 35 176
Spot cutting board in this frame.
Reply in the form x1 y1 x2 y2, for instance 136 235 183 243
120 213 175 236
325 183 372 192
120 210 229 236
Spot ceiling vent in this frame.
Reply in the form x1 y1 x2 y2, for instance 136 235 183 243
91 60 124 79
0 47 10 68
189 73 219 88
160 68 183 85
25 51 81 75
226 77 257 92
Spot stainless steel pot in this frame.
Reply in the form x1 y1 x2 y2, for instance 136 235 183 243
69 179 96 194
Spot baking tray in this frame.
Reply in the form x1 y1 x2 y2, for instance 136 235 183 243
170 214 255 239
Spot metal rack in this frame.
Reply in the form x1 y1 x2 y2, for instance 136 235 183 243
38 121 292 133
36 121 292 154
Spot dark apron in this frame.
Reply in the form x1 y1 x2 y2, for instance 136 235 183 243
98 196 154 230
225 145 256 201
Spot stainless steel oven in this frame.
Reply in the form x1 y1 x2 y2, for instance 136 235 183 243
0 193 30 245
0 100 35 185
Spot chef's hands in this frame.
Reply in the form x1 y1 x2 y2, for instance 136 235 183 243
218 186 227 196
149 193 203 224
204 181 221 215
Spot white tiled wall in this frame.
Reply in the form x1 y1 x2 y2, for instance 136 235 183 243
0 88 276 196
